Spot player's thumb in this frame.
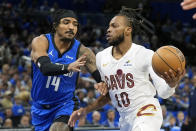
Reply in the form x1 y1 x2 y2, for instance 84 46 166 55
94 84 99 89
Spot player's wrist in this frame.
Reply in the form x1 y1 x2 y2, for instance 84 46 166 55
81 108 87 115
168 83 178 88
63 64 70 72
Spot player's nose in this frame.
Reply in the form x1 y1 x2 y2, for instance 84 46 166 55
68 23 74 30
107 27 111 33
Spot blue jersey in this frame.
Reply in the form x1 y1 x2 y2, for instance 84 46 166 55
31 33 81 105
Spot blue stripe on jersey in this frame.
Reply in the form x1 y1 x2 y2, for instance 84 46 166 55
31 33 81 105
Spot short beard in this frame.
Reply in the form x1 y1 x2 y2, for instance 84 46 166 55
60 37 74 43
109 33 124 46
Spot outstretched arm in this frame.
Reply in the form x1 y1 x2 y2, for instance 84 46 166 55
31 35 86 76
78 45 108 95
78 45 101 80
68 93 111 127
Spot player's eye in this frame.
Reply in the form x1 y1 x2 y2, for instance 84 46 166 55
112 23 118 28
62 19 70 25
73 22 79 26
63 21 69 25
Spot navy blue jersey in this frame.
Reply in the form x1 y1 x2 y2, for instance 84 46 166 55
31 33 81 105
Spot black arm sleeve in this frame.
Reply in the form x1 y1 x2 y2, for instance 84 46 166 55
91 70 102 83
36 56 69 76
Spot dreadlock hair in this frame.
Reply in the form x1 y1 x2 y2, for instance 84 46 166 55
116 6 143 33
116 6 149 44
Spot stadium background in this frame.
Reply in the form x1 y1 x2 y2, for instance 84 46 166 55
0 0 195 131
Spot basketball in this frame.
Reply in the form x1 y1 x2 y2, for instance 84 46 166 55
152 46 186 77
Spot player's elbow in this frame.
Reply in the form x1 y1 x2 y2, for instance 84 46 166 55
41 69 50 76
158 90 174 99
41 71 50 76
40 64 51 76
158 93 171 99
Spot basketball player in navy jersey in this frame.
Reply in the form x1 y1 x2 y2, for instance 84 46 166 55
31 9 107 131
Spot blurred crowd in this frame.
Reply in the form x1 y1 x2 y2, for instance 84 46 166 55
0 0 195 130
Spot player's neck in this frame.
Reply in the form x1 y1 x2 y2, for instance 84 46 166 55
113 40 132 59
54 33 72 53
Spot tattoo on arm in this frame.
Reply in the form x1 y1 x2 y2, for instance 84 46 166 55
79 45 97 73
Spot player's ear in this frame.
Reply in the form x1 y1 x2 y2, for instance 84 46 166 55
125 27 132 36
53 22 57 30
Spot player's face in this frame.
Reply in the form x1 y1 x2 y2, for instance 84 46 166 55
106 16 127 46
56 17 78 41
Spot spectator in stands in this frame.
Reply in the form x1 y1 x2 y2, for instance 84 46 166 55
1 64 9 75
161 105 173 127
83 89 96 105
18 90 30 106
3 118 13 128
176 111 185 127
91 111 102 126
12 95 25 116
77 114 90 127
181 116 190 131
187 75 196 131
4 108 13 119
0 82 8 97
18 115 31 128
102 109 118 128
4 107 20 127
164 116 178 131
0 90 13 109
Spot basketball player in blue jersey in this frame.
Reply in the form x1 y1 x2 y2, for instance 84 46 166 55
31 9 107 131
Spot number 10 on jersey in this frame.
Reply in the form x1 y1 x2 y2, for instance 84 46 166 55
46 76 61 91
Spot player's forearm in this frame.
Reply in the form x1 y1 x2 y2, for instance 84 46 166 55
150 66 175 99
37 56 69 76
84 93 110 113
78 44 102 82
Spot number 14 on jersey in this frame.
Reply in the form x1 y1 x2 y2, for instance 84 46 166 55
46 76 61 91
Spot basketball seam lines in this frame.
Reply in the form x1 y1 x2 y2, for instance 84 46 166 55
162 48 183 70
155 52 178 74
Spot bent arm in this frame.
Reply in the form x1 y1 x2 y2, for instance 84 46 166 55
31 35 49 63
145 49 175 99
149 66 175 99
31 35 69 75
78 44 101 82
84 93 111 113
68 93 111 127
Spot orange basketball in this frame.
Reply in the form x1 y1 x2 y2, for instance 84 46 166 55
152 46 185 77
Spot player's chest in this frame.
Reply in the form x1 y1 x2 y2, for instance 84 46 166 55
48 49 76 64
100 58 135 76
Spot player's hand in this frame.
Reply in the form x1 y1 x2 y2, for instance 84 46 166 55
181 0 196 19
161 68 186 88
68 108 86 127
67 55 86 72
94 82 108 96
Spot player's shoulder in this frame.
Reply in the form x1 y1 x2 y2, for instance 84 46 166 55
96 46 112 58
133 43 154 55
31 34 49 50
32 34 48 45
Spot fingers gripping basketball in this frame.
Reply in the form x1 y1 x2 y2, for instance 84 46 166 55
152 46 186 77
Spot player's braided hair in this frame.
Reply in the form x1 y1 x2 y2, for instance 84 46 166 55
116 6 143 34
116 6 151 45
